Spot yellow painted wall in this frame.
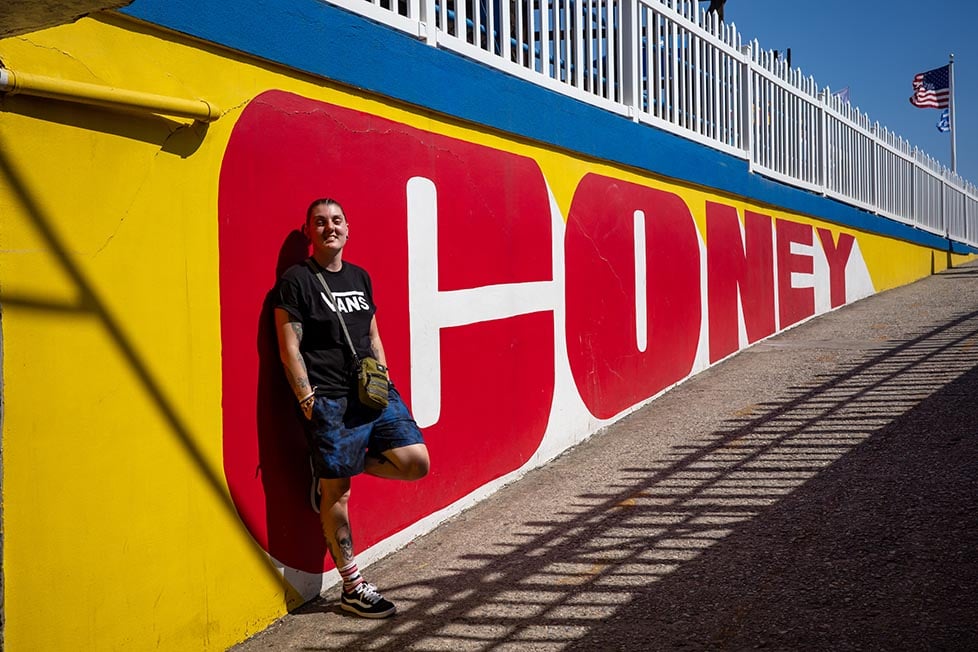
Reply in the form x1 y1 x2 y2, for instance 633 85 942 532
0 16 309 651
0 13 971 651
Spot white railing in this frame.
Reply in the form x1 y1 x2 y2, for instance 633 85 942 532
328 0 978 247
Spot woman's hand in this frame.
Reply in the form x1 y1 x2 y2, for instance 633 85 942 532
299 390 316 420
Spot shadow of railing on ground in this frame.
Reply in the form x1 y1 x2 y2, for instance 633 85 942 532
295 300 978 650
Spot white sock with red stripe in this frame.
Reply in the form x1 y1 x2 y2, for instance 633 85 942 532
338 561 364 593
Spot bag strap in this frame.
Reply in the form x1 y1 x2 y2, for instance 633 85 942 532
305 258 362 368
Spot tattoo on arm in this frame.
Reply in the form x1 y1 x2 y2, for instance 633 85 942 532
294 353 310 391
284 353 310 398
289 321 303 342
278 313 313 399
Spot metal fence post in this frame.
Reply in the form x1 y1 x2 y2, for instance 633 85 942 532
417 0 437 45
621 0 640 121
740 44 752 167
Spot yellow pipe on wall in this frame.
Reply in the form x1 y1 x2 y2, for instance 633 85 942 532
0 67 220 122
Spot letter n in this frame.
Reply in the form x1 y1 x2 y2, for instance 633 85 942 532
706 203 776 362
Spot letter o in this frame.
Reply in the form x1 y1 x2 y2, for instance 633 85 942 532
565 174 701 419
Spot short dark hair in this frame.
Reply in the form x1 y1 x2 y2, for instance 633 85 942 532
306 198 345 223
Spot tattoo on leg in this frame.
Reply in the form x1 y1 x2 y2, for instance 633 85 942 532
331 523 355 564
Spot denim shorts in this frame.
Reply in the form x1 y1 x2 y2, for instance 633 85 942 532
304 386 425 479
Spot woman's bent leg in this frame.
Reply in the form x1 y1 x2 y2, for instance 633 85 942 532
364 443 430 480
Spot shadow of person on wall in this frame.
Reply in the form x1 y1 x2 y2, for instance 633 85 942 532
255 229 329 598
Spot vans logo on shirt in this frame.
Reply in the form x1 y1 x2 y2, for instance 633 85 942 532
319 290 370 313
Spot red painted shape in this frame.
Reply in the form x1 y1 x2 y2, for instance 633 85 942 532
565 173 701 419
776 218 816 328
816 228 855 308
218 90 554 573
434 147 552 291
706 203 776 362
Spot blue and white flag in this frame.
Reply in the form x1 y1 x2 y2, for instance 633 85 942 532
937 109 950 133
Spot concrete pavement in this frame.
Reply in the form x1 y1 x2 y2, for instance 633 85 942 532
233 261 978 651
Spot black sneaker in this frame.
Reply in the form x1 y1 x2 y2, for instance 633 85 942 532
309 458 321 514
340 582 397 618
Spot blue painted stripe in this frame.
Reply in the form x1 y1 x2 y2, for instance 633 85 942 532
951 240 978 255
122 0 966 252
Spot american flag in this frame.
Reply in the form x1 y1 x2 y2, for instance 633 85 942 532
909 65 950 109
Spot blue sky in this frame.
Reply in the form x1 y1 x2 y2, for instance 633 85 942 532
723 0 976 184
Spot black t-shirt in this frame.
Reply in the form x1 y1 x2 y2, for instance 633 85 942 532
275 259 377 397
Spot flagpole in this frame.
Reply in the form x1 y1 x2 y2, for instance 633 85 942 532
949 53 956 173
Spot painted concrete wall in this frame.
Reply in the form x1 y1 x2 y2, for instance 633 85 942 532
0 1 133 38
1 4 974 650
